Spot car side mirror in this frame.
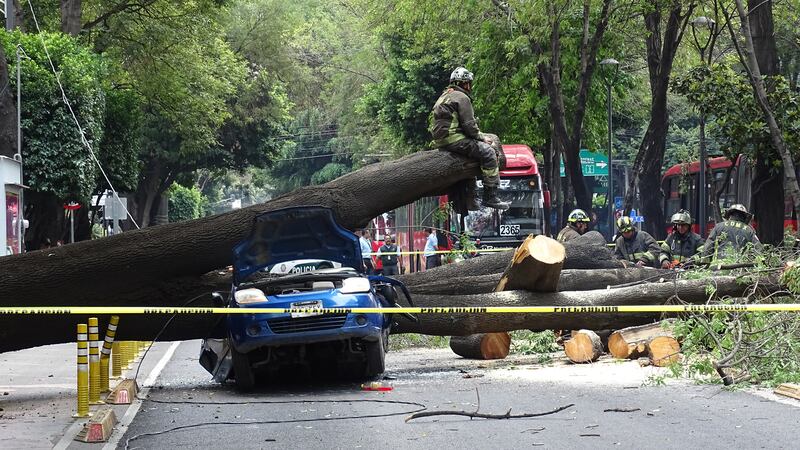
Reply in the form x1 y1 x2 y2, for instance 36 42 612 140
211 292 227 307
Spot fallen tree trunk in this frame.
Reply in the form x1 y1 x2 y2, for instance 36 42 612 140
0 150 478 305
394 276 777 335
404 268 672 296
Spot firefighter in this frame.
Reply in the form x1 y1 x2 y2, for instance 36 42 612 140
430 67 509 210
557 209 590 242
659 210 704 268
702 204 761 261
613 216 661 268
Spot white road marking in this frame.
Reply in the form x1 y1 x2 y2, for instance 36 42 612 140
0 384 75 390
102 341 181 450
50 341 181 450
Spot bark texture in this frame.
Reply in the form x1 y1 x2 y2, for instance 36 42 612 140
60 0 82 36
623 3 694 238
608 320 675 359
748 0 784 245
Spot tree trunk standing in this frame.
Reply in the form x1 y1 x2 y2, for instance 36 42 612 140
60 0 82 36
23 190 71 250
623 4 694 239
727 1 800 220
747 0 784 245
0 45 17 158
134 158 175 227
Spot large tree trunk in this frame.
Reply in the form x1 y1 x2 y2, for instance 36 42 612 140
60 0 82 36
0 273 772 353
748 0 784 244
394 276 770 336
624 4 693 239
728 0 800 221
402 268 671 296
0 44 17 158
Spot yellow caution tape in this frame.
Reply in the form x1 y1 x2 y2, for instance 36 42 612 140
364 247 514 256
1 304 800 315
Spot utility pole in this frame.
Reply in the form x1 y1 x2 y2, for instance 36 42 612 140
2 0 15 31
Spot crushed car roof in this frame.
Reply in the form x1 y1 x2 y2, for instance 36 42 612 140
232 206 363 284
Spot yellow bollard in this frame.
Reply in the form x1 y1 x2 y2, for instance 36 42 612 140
111 342 122 378
124 341 134 367
100 316 119 393
88 317 102 404
74 323 90 418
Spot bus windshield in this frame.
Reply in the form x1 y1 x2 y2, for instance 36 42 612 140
464 178 543 240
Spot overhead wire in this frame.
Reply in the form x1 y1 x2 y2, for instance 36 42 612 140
27 1 141 228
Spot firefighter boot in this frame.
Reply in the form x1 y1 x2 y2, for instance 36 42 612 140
482 185 510 210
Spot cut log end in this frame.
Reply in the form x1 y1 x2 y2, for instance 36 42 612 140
608 320 676 360
647 336 681 367
564 330 603 363
449 332 511 360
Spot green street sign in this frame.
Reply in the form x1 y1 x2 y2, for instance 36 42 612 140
559 149 609 177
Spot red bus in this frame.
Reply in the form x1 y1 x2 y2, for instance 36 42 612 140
461 144 545 250
374 144 544 272
661 154 797 234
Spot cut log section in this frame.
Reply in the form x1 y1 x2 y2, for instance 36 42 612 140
449 333 511 360
608 320 676 359
450 235 565 360
564 330 603 363
647 336 681 367
496 235 566 292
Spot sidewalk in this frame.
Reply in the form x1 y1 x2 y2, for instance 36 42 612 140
0 342 175 449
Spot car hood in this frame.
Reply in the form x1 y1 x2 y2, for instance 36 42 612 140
232 206 363 284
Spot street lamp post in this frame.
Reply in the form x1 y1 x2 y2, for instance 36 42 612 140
691 16 716 238
599 58 620 241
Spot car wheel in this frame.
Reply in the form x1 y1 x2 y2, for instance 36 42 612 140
231 347 256 391
364 333 386 378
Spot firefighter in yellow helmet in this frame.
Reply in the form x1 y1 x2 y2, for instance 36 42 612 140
557 209 591 242
613 216 661 268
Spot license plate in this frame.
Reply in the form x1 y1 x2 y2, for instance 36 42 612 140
290 300 323 318
500 224 520 236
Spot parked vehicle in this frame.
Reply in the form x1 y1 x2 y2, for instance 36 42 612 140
199 206 412 389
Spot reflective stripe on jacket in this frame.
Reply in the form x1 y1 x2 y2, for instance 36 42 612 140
702 220 761 260
429 85 482 148
614 230 660 266
660 231 704 264
556 225 581 243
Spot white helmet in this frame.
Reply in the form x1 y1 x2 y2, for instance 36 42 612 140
450 67 474 83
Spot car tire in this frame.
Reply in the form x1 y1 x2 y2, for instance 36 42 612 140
231 347 256 391
364 332 387 378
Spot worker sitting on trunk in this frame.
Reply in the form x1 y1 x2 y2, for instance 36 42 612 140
613 217 660 268
557 209 591 242
429 67 509 211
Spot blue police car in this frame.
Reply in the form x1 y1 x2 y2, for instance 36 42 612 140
200 206 411 389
